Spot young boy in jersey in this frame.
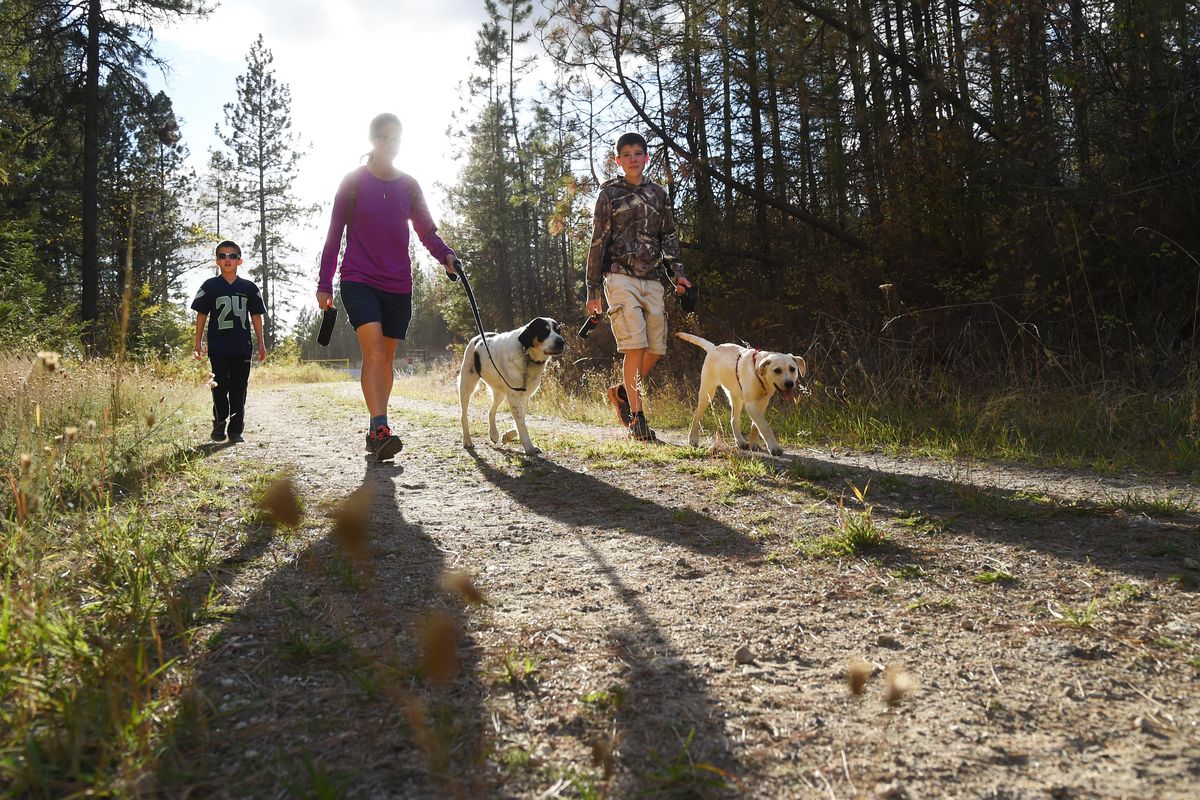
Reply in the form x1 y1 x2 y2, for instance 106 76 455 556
585 132 691 441
192 241 267 442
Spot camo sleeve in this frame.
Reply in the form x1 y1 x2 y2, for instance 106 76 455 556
658 188 685 281
585 189 612 304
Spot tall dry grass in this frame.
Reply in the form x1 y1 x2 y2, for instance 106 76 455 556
394 315 1199 474
0 351 211 794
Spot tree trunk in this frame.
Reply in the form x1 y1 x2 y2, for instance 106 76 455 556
890 0 914 123
848 0 882 222
1069 0 1089 177
82 0 101 350
257 122 272 348
745 0 771 259
719 0 735 211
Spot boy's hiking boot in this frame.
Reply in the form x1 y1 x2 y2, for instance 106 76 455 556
607 383 632 426
211 421 226 441
366 425 403 461
627 411 656 442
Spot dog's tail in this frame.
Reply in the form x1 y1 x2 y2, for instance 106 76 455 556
674 332 716 353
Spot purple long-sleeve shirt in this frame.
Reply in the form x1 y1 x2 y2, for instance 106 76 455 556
318 168 454 295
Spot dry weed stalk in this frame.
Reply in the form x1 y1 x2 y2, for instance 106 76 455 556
420 611 461 686
882 665 914 707
847 658 873 696
261 478 302 528
441 570 487 605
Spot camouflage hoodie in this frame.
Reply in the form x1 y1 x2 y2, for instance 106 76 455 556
585 176 685 304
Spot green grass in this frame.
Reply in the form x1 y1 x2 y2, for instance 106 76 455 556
499 648 540 687
807 484 888 556
906 596 959 612
0 352 230 794
1100 491 1197 518
281 628 349 663
581 687 626 710
386 354 1200 475
895 510 947 535
891 564 926 580
1108 581 1148 606
498 746 534 770
284 753 353 799
974 568 1017 585
1053 599 1100 628
637 729 729 799
954 485 1057 520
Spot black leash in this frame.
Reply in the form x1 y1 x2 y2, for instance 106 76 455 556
449 258 529 393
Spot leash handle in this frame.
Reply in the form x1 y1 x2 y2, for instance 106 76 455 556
578 314 602 339
447 257 462 281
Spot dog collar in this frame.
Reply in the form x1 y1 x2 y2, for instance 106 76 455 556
736 348 768 394
526 356 546 366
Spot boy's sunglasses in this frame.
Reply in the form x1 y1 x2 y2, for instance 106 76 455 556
216 253 241 260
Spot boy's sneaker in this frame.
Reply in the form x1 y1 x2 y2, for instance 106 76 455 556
366 425 403 461
627 411 656 442
228 432 244 443
211 421 226 441
607 383 632 426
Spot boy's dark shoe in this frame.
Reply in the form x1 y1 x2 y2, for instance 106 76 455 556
211 421 226 441
607 383 632 426
366 425 403 461
627 411 656 442
227 432 244 443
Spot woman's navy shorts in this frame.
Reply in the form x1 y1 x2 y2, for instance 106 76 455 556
340 280 412 340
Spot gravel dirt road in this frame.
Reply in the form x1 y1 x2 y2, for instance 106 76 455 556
159 381 1199 799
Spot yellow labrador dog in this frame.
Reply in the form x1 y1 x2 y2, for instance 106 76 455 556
676 333 806 457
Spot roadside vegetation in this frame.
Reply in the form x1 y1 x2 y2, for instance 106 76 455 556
396 351 1200 477
0 348 339 795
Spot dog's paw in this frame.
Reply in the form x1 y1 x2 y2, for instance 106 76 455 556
688 437 701 448
462 438 474 450
501 430 519 444
769 447 784 457
523 446 542 456
736 441 750 450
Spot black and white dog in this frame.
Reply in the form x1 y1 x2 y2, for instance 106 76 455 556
458 317 565 455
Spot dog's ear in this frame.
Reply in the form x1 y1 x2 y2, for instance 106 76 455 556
792 355 807 378
518 318 549 349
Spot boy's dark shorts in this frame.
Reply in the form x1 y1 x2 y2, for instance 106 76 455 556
341 280 412 340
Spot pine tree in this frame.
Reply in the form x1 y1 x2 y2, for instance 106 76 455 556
216 34 318 347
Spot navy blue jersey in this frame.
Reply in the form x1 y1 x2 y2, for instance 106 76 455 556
191 276 266 357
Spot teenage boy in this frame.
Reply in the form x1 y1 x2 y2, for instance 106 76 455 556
192 241 267 443
585 132 691 441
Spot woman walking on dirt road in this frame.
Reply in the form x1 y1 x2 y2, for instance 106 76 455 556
316 113 458 461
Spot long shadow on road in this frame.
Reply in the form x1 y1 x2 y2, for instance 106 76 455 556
156 461 488 798
468 449 762 558
470 450 747 791
776 450 1200 585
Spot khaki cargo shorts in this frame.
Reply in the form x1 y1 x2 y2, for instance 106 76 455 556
604 271 667 354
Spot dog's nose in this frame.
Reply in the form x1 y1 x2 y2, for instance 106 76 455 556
784 379 794 389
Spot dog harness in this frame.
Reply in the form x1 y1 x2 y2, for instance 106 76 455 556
735 348 768 395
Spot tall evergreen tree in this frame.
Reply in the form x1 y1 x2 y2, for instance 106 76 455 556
1 1 205 352
216 34 317 347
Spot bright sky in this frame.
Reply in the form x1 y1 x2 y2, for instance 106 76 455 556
149 0 488 327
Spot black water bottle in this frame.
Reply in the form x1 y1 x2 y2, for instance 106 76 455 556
578 314 601 339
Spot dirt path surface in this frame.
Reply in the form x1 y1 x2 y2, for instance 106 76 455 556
161 382 1200 799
